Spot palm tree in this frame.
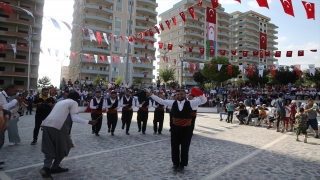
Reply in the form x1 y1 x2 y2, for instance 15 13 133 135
159 68 175 88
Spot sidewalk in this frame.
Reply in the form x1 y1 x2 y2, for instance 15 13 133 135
0 112 319 179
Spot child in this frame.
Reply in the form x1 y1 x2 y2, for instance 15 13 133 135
285 105 291 131
295 108 308 143
257 105 267 126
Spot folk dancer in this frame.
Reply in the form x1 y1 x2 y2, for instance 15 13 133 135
152 92 166 135
146 89 207 171
39 92 97 180
187 92 198 132
167 93 177 131
136 91 152 134
106 92 120 136
90 91 106 136
120 89 135 135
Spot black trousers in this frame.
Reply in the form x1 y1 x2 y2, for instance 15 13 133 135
91 113 103 133
33 114 49 140
169 112 173 128
227 111 233 122
137 110 148 133
27 104 32 114
122 110 133 132
153 110 164 133
191 116 197 131
171 124 193 166
107 113 118 133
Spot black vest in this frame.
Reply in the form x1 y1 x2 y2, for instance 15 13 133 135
122 96 133 106
155 102 164 109
107 98 118 110
141 99 149 107
93 98 104 110
172 100 192 119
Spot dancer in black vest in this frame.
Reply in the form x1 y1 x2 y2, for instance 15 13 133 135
188 94 198 132
147 89 206 171
136 93 152 134
90 91 106 136
106 92 120 136
167 93 177 131
152 92 166 135
120 89 135 135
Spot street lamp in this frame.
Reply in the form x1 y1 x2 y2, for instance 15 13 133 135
125 0 134 86
25 25 36 90
57 55 69 89
179 54 184 88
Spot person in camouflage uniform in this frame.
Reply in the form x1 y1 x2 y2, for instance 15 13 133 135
295 108 308 143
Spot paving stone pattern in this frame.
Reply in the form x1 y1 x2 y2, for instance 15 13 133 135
1 112 320 180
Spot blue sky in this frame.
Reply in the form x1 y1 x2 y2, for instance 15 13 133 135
38 0 320 86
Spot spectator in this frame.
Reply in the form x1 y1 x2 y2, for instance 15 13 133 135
236 101 248 124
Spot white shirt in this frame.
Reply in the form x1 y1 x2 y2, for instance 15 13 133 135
120 96 136 109
90 97 106 109
41 99 88 130
106 98 120 109
151 94 206 111
285 106 290 117
153 100 166 109
0 91 18 109
137 99 152 108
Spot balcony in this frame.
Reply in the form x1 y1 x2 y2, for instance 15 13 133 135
184 56 203 62
0 71 37 78
85 4 113 14
185 23 204 31
268 39 278 45
0 30 28 38
186 16 205 23
218 25 230 31
217 40 230 46
184 73 194 77
218 18 230 24
269 34 278 39
184 32 204 39
144 36 157 42
82 46 111 54
135 25 148 31
184 48 201 54
137 0 158 7
185 40 204 47
235 33 259 39
0 17 33 26
0 58 39 66
268 46 277 50
136 7 158 16
194 9 205 16
133 63 155 69
30 0 44 3
134 44 156 51
80 57 110 64
84 15 112 24
185 81 197 85
217 32 230 38
132 73 155 79
84 25 112 34
80 68 109 75
136 16 157 24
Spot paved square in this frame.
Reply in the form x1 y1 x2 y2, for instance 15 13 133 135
1 112 320 180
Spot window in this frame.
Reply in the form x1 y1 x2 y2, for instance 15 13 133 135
264 60 266 62
19 17 29 21
115 17 121 22
0 40 7 44
18 30 28 34
0 27 8 31
178 38 182 42
179 22 182 26
0 53 5 58
0 14 9 18
15 68 25 72
239 76 242 78
114 47 120 52
0 80 3 85
260 28 262 31
116 7 122 12
0 66 5 71
178 30 182 35
16 55 26 59
264 30 266 33
14 80 24 85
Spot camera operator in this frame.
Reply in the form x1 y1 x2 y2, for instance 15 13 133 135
31 88 56 145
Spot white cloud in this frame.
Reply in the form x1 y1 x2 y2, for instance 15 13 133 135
276 36 287 43
220 0 238 5
247 0 272 9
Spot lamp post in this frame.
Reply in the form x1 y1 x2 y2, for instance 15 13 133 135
25 25 33 90
125 0 134 86
58 55 69 83
179 55 184 88
158 44 169 87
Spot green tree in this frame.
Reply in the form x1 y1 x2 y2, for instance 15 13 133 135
134 78 142 85
246 67 270 86
272 66 299 85
159 68 175 85
193 71 208 86
115 76 124 85
168 80 179 88
38 76 52 88
93 74 102 85
201 56 240 83
304 67 320 86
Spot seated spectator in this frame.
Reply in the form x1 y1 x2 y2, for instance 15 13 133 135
246 105 259 125
236 101 248 124
284 93 291 104
310 90 317 100
257 104 268 126
219 104 228 121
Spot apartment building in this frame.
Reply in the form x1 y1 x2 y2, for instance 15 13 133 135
158 0 231 86
0 0 44 90
61 66 69 81
69 0 158 86
230 11 278 78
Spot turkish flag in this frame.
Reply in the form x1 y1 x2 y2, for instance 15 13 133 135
131 57 135 63
145 45 148 49
275 51 281 57
260 32 267 50
260 50 264 58
138 32 144 40
298 50 304 56
174 59 176 65
197 0 203 6
286 51 292 57
188 7 196 19
228 64 232 76
179 12 186 22
149 41 154 45
113 56 118 63
144 31 148 37
231 50 236 55
200 47 204 54
140 39 145 43
253 50 259 56
178 45 183 49
159 23 164 31
189 46 193 52
310 49 317 52
87 54 91 62
302 1 315 20
172 16 177 26
96 31 102 44
119 36 124 41
248 65 254 77
168 44 173 50
270 65 276 78
165 20 171 30
190 63 195 73
146 17 149 21
101 55 105 63
220 50 226 56
144 73 147 78
242 51 248 57
20 44 27 51
235 0 241 3
154 25 160 34
280 0 295 17
256 0 269 9
149 28 154 36
158 42 164 49
210 48 214 56
206 7 216 24
294 64 301 77
265 51 270 57
71 52 76 59
211 0 219 8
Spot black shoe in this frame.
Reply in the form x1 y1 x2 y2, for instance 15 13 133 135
126 132 130 135
174 165 184 172
220 119 223 121
142 132 146 134
154 132 157 134
158 132 162 135
315 135 319 138
111 132 114 136
39 167 53 179
138 129 141 132
108 128 110 133
227 121 230 123
121 124 125 129
92 130 95 134
0 166 2 170
50 166 69 174
31 139 37 145
95 133 99 136
172 164 178 170
0 161 4 165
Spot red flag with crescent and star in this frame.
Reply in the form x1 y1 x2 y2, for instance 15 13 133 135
165 20 171 30
96 31 102 44
172 16 177 26
235 0 241 4
190 62 195 73
231 50 236 55
179 12 186 22
159 23 165 31
188 7 196 19
113 56 118 63
197 0 203 6
206 7 216 24
242 51 248 57
211 0 219 8
144 31 149 37
154 25 160 34
280 0 295 17
302 1 315 20
200 47 204 54
294 64 301 78
220 50 226 56
260 50 264 58
260 32 267 50
228 65 232 76
286 51 292 57
265 51 270 57
101 55 105 63
149 28 154 36
275 51 281 57
253 50 259 56
189 46 193 52
158 42 164 49
210 48 214 57
87 54 90 62
270 65 276 78
256 0 269 9
248 65 254 77
168 44 173 50
298 50 304 56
